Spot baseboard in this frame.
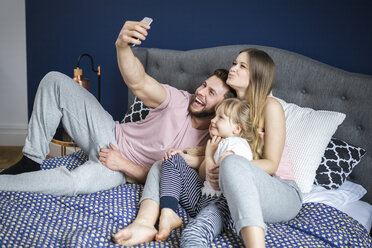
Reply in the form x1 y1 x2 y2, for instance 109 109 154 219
0 125 27 146
0 125 81 156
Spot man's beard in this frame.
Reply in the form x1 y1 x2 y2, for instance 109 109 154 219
188 103 215 118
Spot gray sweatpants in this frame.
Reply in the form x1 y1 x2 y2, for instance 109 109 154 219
219 155 302 233
140 155 302 235
140 160 162 204
0 72 126 196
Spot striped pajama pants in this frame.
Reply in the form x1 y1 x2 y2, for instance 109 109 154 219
160 154 233 248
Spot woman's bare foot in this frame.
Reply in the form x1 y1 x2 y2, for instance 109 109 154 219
155 208 183 242
113 221 157 246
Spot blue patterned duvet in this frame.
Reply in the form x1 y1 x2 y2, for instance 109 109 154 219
1 152 371 247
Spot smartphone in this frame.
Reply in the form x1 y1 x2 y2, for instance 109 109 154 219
131 17 153 47
141 17 153 26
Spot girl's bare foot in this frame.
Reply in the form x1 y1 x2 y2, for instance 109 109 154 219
113 221 157 246
155 208 183 242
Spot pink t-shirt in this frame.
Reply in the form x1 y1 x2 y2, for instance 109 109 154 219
115 84 209 168
259 131 295 181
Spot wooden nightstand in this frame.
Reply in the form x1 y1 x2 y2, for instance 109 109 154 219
49 126 80 157
50 139 79 156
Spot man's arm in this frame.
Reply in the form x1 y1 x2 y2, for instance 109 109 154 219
115 20 166 108
119 160 150 184
99 143 149 184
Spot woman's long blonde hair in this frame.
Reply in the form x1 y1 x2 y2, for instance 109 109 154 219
240 48 276 159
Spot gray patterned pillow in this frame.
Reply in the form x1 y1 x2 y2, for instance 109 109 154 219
314 138 366 189
122 97 152 123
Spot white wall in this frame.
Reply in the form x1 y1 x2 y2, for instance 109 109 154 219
0 0 28 146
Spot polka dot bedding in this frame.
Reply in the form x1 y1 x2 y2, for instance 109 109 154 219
1 152 371 247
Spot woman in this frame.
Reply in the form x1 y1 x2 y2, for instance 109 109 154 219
210 48 302 247
114 49 302 248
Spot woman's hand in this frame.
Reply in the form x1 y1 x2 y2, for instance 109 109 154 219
206 150 234 190
99 143 126 171
206 151 235 190
205 136 222 158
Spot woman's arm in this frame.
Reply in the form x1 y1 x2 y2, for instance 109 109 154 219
205 151 234 190
252 97 286 175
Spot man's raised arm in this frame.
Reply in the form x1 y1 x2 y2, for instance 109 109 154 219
115 20 166 108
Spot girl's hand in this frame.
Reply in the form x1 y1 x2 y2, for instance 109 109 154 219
205 136 222 158
162 148 203 169
99 143 126 171
162 148 185 162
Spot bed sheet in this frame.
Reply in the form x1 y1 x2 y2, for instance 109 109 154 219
1 152 371 247
1 183 372 248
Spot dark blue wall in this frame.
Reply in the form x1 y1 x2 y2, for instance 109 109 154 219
26 0 372 121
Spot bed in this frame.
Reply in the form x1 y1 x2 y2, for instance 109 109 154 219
1 45 372 247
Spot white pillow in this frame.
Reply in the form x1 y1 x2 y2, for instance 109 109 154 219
276 98 346 193
302 180 367 208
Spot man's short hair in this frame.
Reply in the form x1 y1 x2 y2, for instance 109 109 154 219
213 69 236 99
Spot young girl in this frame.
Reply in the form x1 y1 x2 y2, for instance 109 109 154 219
156 98 256 247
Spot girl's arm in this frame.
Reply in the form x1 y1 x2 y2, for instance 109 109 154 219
199 136 222 180
183 154 204 169
198 157 212 181
252 97 286 175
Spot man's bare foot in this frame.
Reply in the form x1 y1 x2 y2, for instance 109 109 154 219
113 221 157 246
155 208 183 242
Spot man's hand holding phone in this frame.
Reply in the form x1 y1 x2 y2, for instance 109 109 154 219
115 17 153 49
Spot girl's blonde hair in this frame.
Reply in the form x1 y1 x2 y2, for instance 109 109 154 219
215 98 258 158
240 48 276 159
186 98 257 158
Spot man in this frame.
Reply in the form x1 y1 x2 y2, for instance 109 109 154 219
0 20 234 196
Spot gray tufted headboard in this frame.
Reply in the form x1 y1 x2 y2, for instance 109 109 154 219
131 45 372 204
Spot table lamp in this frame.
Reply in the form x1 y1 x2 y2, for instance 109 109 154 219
72 53 101 102
50 53 101 156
